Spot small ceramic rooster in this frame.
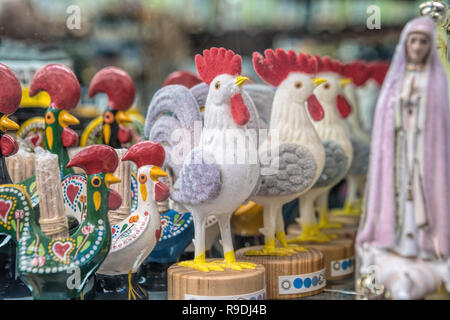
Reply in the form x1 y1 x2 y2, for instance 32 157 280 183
96 141 170 300
288 56 353 243
247 49 326 255
88 67 135 148
148 48 260 272
19 64 87 223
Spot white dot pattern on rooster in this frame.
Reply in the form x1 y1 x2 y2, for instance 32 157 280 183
130 172 138 212
330 256 354 277
278 269 326 295
111 213 149 252
160 212 193 241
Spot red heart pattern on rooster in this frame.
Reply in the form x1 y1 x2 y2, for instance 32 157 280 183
52 241 73 262
66 184 80 206
0 199 13 224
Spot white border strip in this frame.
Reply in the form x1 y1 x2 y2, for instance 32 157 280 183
278 269 326 295
185 288 266 300
330 256 354 277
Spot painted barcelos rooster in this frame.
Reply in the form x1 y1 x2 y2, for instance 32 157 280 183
86 67 135 149
19 64 87 223
95 141 170 300
0 144 122 299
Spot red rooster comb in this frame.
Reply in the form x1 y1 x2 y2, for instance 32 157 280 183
162 71 203 88
122 140 165 168
30 64 80 111
316 56 342 74
368 61 390 86
88 67 135 111
67 144 118 175
195 48 242 85
253 49 318 87
0 63 22 115
342 61 371 86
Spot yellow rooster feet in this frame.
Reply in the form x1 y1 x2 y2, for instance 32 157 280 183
331 200 362 217
213 250 257 271
245 238 306 256
288 224 332 243
178 253 225 272
316 207 343 229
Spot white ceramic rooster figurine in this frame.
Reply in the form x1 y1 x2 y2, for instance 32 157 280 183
246 49 326 256
330 61 371 217
169 48 260 272
96 141 169 280
289 56 353 243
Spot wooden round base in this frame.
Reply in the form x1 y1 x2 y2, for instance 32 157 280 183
168 259 266 300
328 215 361 226
235 247 325 299
288 238 355 281
287 223 358 241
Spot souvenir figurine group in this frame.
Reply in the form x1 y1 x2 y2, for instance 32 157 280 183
0 15 448 300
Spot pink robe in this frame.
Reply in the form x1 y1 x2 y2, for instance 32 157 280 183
356 17 450 258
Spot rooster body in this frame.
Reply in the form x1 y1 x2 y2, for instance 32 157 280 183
289 59 353 243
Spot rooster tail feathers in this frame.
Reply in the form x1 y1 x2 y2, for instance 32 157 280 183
144 85 201 139
145 85 202 179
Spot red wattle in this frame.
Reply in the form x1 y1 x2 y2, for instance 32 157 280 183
230 94 250 126
1 134 18 157
307 94 325 121
118 126 132 144
155 182 170 202
108 189 122 210
62 127 79 147
337 95 352 118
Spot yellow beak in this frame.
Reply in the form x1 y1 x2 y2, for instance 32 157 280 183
150 166 168 182
105 173 121 187
103 123 111 145
312 78 327 86
0 115 19 132
58 110 80 127
235 76 249 87
116 111 133 126
340 78 352 87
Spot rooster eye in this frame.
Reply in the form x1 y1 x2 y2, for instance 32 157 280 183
45 111 55 124
294 81 303 89
139 174 147 184
104 111 114 124
214 81 220 90
91 176 101 187
323 83 330 90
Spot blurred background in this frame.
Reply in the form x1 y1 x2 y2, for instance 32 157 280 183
0 0 434 120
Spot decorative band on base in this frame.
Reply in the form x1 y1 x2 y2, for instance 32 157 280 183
330 256 354 277
278 269 326 295
184 288 266 300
